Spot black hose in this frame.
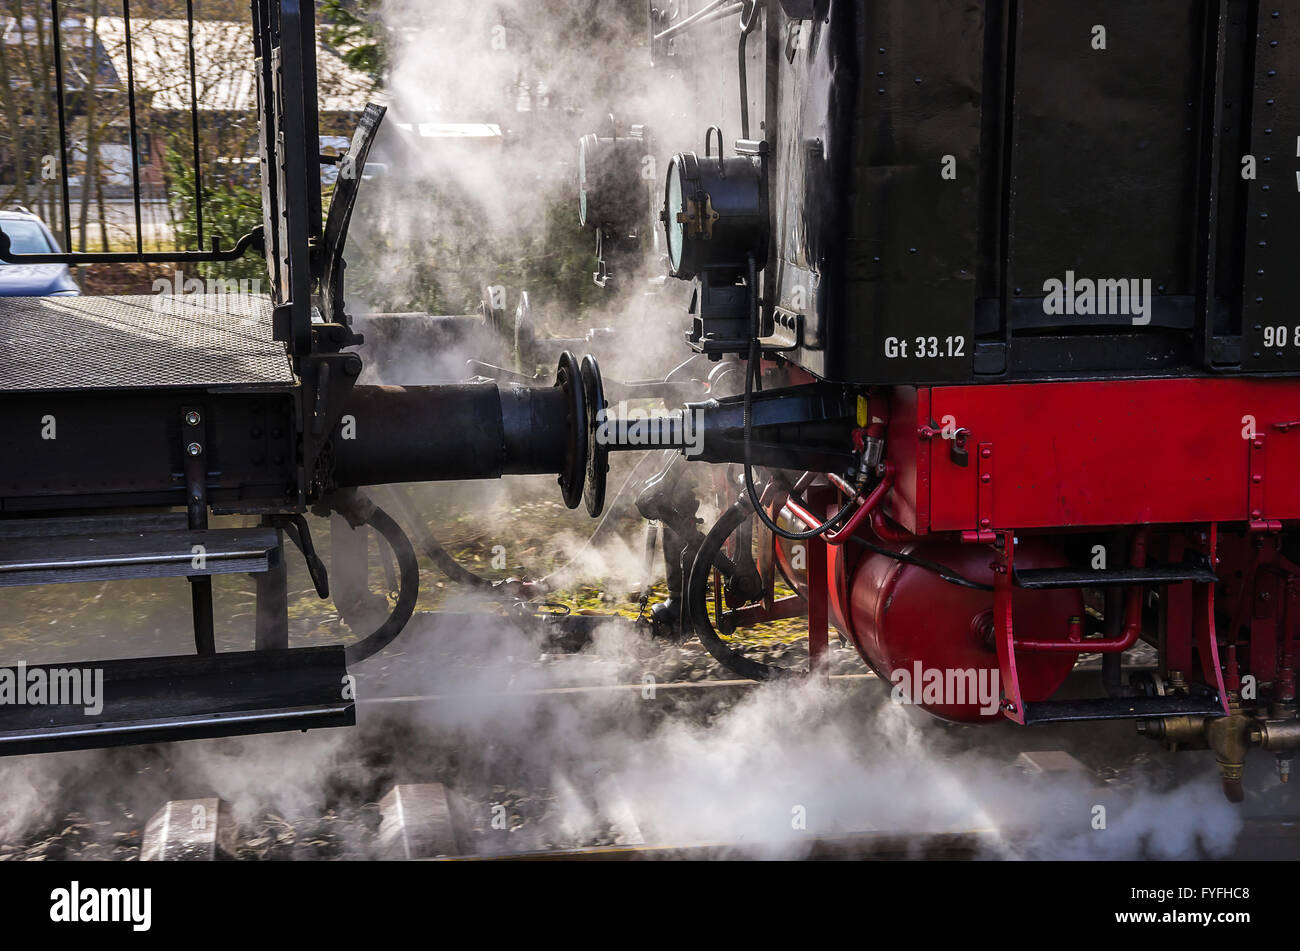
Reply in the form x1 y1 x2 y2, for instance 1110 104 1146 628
328 492 421 665
845 536 995 592
688 495 799 681
379 485 495 590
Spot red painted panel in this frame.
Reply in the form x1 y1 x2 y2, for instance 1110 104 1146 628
883 386 926 532
919 378 1300 530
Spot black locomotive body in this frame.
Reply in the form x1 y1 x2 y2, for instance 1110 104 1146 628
660 0 1300 383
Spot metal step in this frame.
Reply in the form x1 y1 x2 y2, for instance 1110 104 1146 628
0 646 353 755
1013 563 1218 590
0 525 279 587
1022 693 1225 725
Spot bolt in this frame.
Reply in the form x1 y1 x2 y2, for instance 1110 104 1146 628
186 442 202 456
185 410 201 426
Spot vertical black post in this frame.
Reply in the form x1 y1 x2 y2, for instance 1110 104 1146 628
182 406 216 655
186 0 204 249
254 524 289 650
49 0 72 252
121 0 144 254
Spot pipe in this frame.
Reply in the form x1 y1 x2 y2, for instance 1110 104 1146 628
869 509 916 544
653 0 743 41
332 382 567 487
1015 527 1151 653
326 489 421 665
687 497 798 681
782 465 894 547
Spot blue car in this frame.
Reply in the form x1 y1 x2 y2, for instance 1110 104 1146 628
0 209 80 296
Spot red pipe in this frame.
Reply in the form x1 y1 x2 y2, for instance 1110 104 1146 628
781 464 895 547
1015 527 1150 653
869 509 916 543
826 471 914 543
824 465 894 544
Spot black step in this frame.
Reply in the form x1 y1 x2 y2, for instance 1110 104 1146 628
1021 694 1224 725
0 526 280 586
1013 563 1218 590
0 646 353 755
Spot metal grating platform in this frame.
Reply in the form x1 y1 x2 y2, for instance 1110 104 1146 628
0 294 295 392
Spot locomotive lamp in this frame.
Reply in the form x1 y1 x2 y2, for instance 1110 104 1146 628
661 129 769 356
578 125 652 287
578 129 647 232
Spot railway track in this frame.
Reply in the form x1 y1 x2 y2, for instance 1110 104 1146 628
2 668 1298 862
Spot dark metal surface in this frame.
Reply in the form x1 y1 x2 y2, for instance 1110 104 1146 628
0 527 279 587
1014 564 1220 590
1022 694 1225 725
0 387 301 514
330 382 568 487
0 647 353 756
0 295 292 392
1242 3 1300 371
682 0 1300 385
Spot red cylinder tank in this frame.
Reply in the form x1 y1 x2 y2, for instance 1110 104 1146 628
844 539 1081 722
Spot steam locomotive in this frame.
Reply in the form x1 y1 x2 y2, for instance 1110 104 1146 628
1 0 1297 803
587 0 1300 801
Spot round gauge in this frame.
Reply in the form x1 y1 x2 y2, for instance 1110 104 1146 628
665 157 686 274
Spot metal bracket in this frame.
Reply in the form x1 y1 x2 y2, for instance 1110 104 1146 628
1249 433 1282 532
678 195 720 239
181 406 215 655
977 441 994 532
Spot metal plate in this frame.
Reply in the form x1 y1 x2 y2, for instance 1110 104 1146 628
0 527 280 587
1242 2 1300 371
0 294 293 392
0 646 354 756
